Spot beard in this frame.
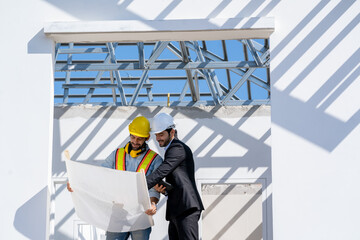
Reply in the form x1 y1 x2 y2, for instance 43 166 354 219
158 136 171 147
131 142 143 150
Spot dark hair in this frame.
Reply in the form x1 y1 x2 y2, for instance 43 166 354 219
166 128 178 139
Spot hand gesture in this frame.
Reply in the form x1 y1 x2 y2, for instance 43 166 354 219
145 202 157 216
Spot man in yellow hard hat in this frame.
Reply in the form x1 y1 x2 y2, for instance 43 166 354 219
68 116 163 240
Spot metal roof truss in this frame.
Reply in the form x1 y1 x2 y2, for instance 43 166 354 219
54 39 270 106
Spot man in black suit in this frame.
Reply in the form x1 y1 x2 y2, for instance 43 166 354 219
146 113 204 240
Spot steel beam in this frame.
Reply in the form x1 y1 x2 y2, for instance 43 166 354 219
109 71 117 104
54 39 270 106
54 43 61 62
193 41 219 104
55 99 270 107
245 39 262 66
222 40 232 89
55 76 205 82
138 42 153 101
62 83 153 88
146 41 170 66
180 41 197 102
106 42 127 105
239 39 267 53
185 41 270 92
167 43 182 59
55 93 213 99
243 41 252 100
220 49 270 104
82 51 112 104
58 47 109 54
265 39 271 99
63 43 73 104
56 61 262 72
129 41 170 105
179 81 189 101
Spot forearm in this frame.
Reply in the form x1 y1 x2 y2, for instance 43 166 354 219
145 197 159 216
150 197 159 205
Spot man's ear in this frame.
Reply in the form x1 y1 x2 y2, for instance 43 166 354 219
170 129 175 137
146 136 150 141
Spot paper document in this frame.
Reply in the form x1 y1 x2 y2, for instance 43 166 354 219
65 158 153 232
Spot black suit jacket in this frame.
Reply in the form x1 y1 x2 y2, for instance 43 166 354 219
146 138 204 220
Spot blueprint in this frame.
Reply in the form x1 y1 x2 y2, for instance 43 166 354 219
65 158 153 232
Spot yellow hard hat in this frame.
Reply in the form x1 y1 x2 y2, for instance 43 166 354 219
128 116 150 138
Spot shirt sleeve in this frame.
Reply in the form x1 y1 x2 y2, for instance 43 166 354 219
149 154 163 174
149 187 160 199
101 150 116 169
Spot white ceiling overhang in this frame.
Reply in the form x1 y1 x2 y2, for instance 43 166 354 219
44 17 274 43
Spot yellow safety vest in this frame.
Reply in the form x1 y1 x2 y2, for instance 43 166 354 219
115 148 158 174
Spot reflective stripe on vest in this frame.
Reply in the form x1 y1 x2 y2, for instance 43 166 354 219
115 148 126 171
115 148 158 174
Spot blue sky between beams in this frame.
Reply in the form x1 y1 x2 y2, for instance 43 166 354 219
54 40 268 104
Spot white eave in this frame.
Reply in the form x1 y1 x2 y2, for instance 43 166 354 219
44 17 274 43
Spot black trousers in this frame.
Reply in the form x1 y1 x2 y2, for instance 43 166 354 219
168 208 201 240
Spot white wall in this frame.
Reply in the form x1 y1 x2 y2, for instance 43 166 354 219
1 0 359 239
0 1 54 239
53 105 271 239
270 1 360 239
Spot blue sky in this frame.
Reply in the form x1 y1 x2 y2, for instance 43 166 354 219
54 39 269 105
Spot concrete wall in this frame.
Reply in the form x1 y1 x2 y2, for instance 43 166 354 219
0 1 54 240
270 1 359 239
52 105 271 239
1 0 359 239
